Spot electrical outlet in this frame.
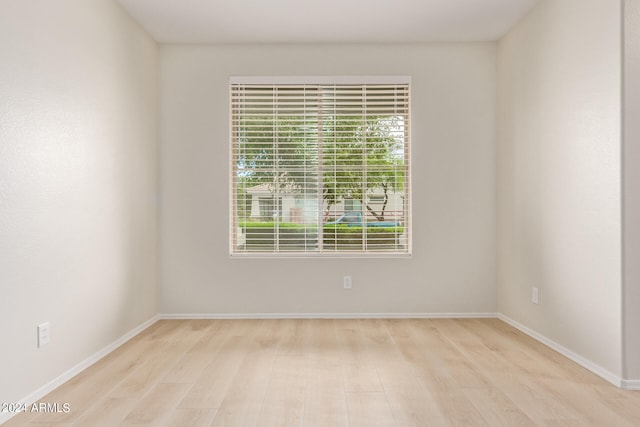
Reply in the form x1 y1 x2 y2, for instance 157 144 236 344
532 287 539 305
37 322 50 348
343 275 352 289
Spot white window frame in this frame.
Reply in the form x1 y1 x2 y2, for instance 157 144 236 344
229 76 412 258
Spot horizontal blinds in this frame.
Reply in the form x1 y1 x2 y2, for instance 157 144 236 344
230 80 410 256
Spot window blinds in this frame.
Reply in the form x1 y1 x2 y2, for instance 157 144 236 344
230 77 411 256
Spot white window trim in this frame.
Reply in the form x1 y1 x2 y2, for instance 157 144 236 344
229 75 412 86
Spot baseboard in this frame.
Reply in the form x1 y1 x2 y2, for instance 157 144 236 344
0 315 159 426
160 312 499 320
497 313 625 388
621 379 640 390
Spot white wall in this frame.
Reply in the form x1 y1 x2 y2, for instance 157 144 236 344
0 0 159 407
497 0 623 376
624 0 640 382
160 44 497 315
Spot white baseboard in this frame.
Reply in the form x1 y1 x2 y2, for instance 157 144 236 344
0 316 159 426
496 313 627 388
159 312 499 320
621 379 640 390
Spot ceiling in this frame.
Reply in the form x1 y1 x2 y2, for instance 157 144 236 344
118 0 540 44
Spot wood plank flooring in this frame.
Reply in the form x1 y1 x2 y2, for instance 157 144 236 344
3 318 640 426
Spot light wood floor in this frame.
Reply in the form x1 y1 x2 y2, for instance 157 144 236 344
4 318 640 426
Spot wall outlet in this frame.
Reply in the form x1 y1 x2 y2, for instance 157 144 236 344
532 287 539 305
343 275 352 289
37 322 50 348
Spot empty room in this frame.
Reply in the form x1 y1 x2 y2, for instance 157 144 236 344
1 0 640 425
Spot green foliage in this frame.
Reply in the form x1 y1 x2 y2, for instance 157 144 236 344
239 222 404 251
239 222 404 234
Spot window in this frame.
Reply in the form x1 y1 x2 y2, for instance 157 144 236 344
258 196 282 221
230 76 411 256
